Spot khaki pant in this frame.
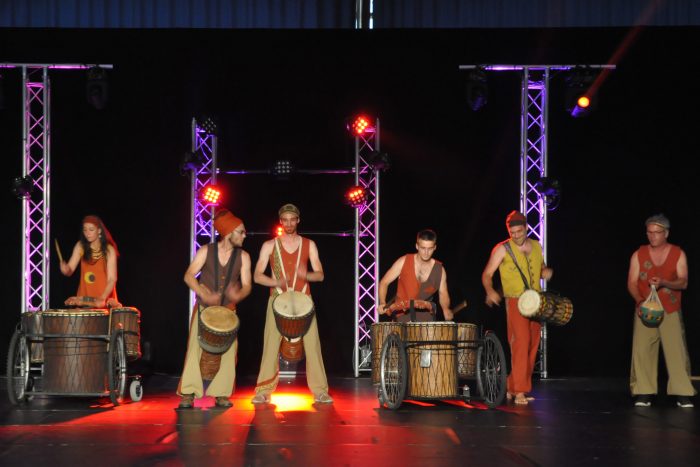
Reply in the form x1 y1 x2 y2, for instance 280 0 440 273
506 297 541 394
177 308 238 398
254 296 329 396
630 310 696 396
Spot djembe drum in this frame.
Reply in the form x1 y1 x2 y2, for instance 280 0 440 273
198 306 240 380
457 323 478 379
273 291 315 362
518 290 573 326
110 307 142 361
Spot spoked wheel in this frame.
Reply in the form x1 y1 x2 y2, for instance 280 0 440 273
379 332 407 410
108 329 127 406
476 332 507 409
6 329 30 405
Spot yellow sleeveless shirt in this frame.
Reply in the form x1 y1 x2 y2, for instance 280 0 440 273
498 239 544 297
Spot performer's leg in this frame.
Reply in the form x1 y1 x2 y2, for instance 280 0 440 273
177 309 204 398
254 297 283 395
659 311 696 396
303 314 329 396
630 315 660 395
506 298 534 395
526 319 542 387
206 338 238 398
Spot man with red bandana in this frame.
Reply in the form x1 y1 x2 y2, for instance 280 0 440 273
627 213 695 408
482 211 553 406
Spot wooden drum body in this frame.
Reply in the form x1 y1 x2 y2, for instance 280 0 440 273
198 306 240 380
273 291 315 339
457 323 478 378
518 290 573 326
404 322 458 398
42 309 110 394
110 307 142 360
371 322 404 384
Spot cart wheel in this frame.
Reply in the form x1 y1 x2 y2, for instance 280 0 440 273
6 329 30 405
129 379 143 402
108 329 127 406
476 332 507 409
379 332 407 410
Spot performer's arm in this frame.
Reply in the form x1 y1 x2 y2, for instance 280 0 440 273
541 264 553 281
60 242 83 276
253 240 285 288
650 250 688 291
439 266 453 320
302 240 324 283
377 256 405 315
627 251 644 310
482 244 506 307
225 251 253 305
184 245 221 306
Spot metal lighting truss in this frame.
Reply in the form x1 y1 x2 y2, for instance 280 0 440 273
354 118 380 377
188 118 218 317
3 62 113 314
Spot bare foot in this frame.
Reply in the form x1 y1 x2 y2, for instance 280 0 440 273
514 393 529 405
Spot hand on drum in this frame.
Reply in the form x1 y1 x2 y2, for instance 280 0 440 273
224 283 245 304
541 267 554 281
198 284 223 306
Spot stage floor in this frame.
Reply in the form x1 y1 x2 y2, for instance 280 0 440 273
1 374 699 467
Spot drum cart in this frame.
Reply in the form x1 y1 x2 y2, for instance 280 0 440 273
6 310 143 406
377 326 507 410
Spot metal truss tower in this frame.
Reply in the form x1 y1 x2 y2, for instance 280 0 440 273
188 118 218 316
353 119 381 377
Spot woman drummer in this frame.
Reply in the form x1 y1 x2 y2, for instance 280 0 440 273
60 215 119 308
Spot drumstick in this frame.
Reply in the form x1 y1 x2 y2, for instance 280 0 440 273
55 238 64 263
452 300 468 314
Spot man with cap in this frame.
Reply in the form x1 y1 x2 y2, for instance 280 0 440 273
251 203 333 404
627 213 695 408
481 210 553 405
377 229 454 322
177 208 251 408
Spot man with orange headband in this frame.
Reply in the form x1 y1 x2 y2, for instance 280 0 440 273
482 210 553 406
377 229 453 322
60 215 120 308
251 203 332 404
177 208 252 409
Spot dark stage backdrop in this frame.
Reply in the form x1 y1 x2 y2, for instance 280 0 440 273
1 27 699 379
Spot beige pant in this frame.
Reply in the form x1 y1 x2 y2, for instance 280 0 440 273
254 296 328 396
630 310 696 396
177 308 238 398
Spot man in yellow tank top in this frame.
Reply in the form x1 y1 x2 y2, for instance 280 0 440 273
482 211 553 406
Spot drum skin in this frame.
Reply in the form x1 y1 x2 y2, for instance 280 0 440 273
42 309 110 394
273 291 315 339
518 290 573 326
198 306 240 354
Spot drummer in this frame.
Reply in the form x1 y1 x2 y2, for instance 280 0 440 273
177 208 252 409
60 215 120 308
251 203 333 404
481 210 553 405
377 229 453 322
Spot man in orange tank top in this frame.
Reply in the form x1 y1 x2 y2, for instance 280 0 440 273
377 229 453 322
251 204 332 404
627 214 696 408
60 215 120 308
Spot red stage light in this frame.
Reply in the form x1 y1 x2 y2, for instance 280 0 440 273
200 185 221 205
351 116 371 135
345 186 367 208
275 226 284 237
577 96 590 108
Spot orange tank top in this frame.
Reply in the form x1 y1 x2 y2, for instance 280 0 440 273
396 254 442 301
270 237 311 296
637 244 682 313
76 253 117 301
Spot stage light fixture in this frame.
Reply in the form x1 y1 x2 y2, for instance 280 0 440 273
466 67 488 111
86 66 108 110
11 175 34 199
275 226 284 237
270 160 295 179
349 116 371 136
345 185 367 208
198 116 218 135
565 67 598 118
368 151 391 172
534 177 561 211
200 185 222 205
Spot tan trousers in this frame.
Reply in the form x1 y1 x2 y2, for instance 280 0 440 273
177 308 238 398
254 296 329 396
630 310 696 396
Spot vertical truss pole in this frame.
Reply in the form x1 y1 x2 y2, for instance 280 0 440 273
188 118 217 319
354 119 380 376
21 66 50 313
520 68 550 378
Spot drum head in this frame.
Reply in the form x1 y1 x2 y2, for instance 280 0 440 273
200 306 239 332
517 290 541 317
273 291 314 317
